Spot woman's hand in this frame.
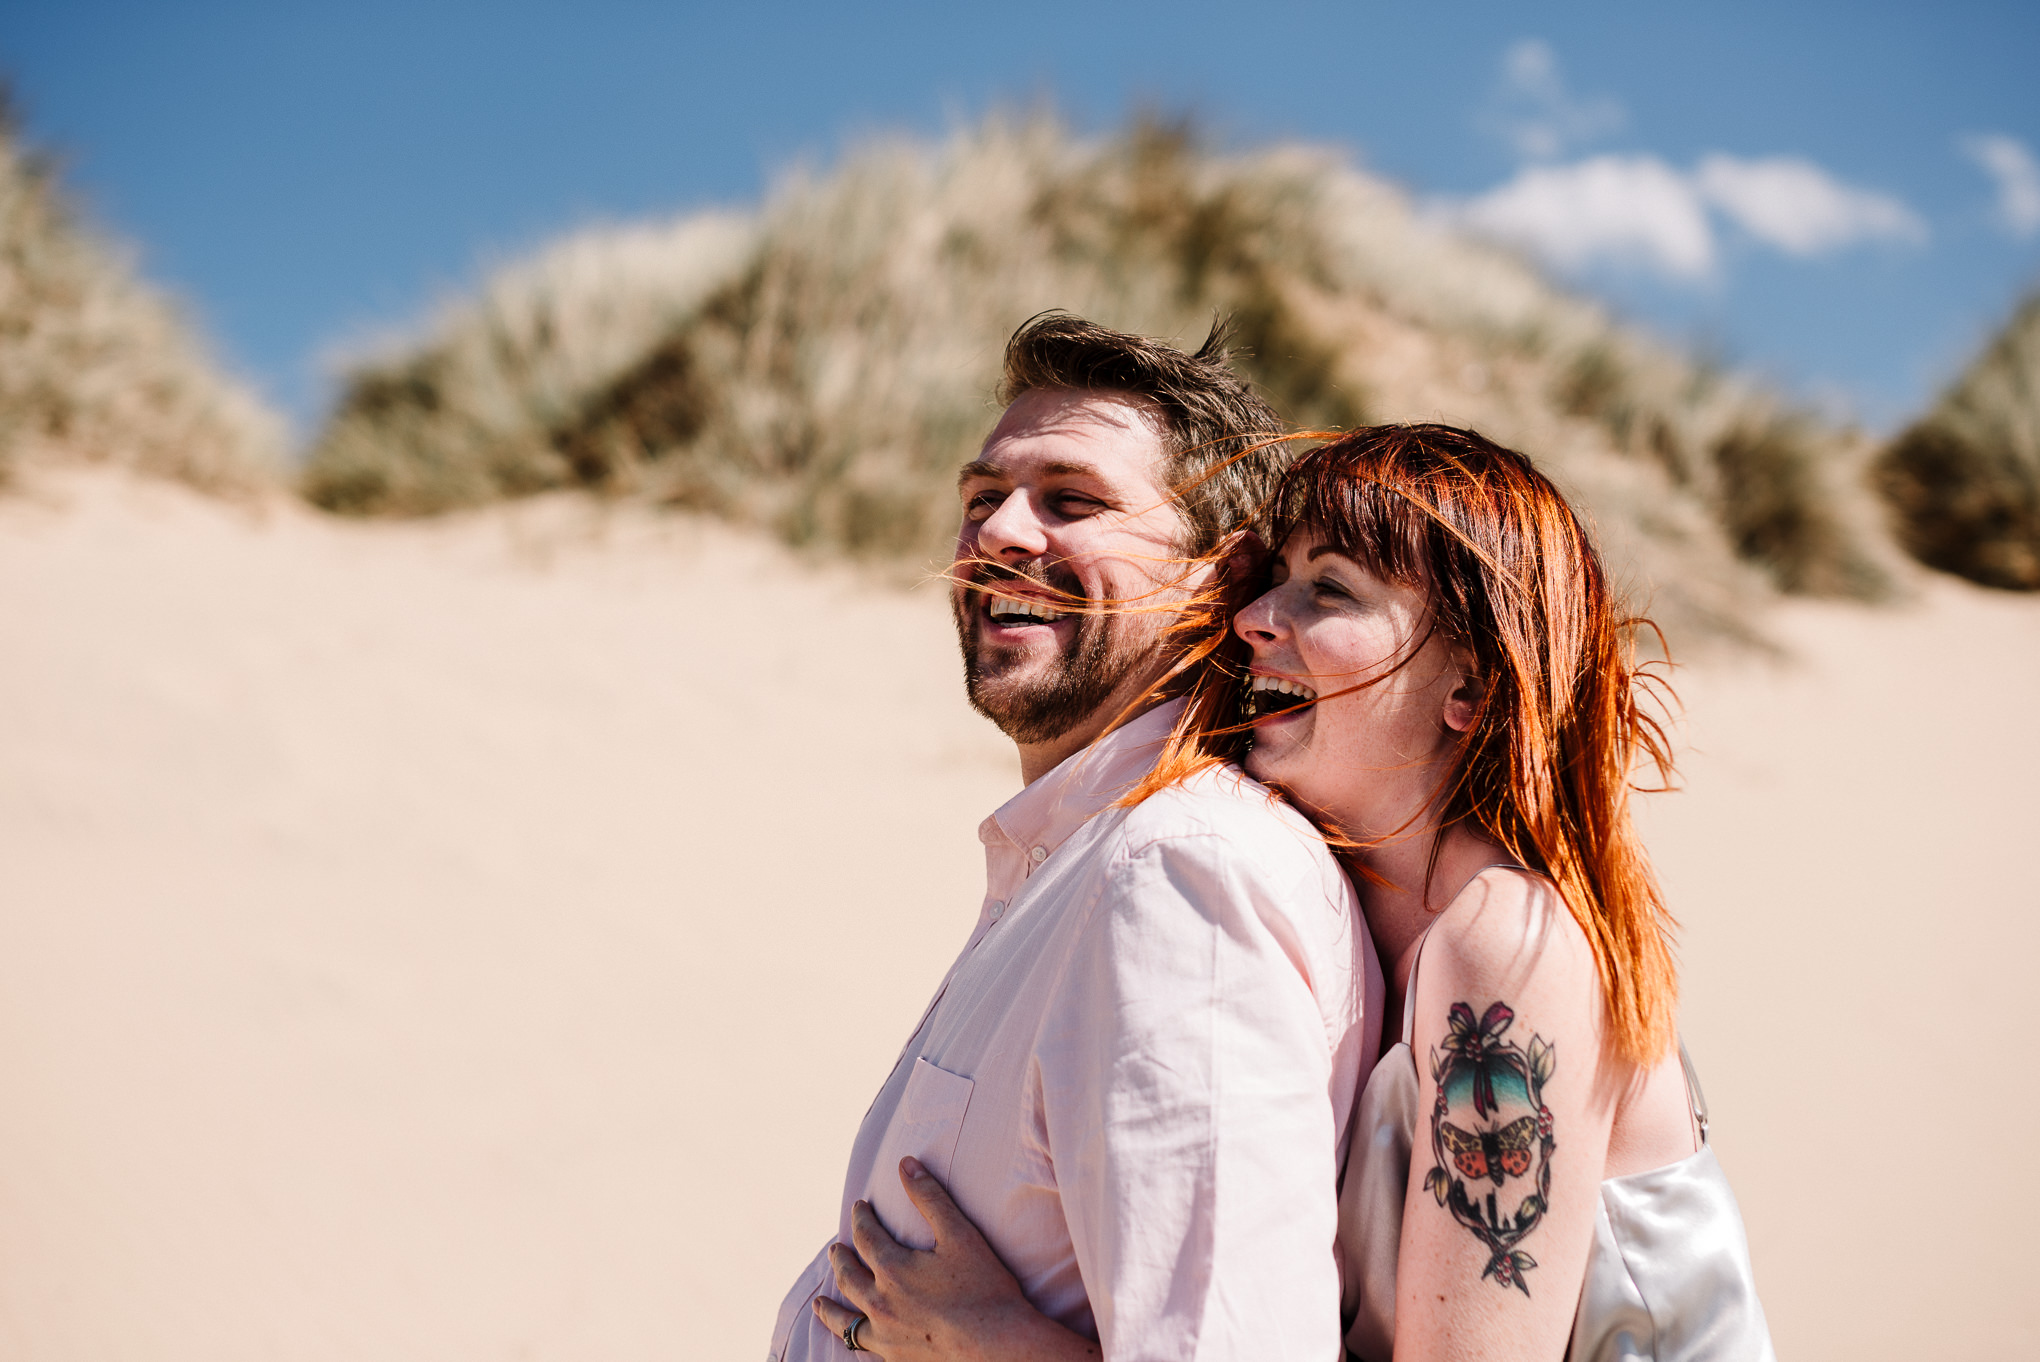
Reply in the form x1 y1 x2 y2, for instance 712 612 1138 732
811 1156 1099 1362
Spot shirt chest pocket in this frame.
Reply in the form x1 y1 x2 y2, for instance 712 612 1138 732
868 1057 975 1251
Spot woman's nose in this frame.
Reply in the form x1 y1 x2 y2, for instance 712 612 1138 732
1233 587 1288 647
976 492 1049 559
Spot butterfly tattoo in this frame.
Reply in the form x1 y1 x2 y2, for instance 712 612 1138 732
1439 1115 1539 1184
1424 1000 1557 1296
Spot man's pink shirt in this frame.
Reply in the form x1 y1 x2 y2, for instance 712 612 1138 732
769 700 1383 1361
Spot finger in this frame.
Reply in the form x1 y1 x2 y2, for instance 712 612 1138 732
827 1240 879 1311
848 1198 912 1271
896 1156 987 1252
810 1294 869 1345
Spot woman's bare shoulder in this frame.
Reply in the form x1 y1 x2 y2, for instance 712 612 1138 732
1417 866 1601 1031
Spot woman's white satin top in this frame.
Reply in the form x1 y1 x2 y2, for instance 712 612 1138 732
1336 935 1776 1362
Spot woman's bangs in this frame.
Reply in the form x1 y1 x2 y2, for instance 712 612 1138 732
1272 444 1434 586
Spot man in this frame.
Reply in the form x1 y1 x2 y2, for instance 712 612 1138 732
768 314 1382 1361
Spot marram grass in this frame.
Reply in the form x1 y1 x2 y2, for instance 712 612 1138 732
1875 291 2040 591
304 114 1905 638
0 96 281 493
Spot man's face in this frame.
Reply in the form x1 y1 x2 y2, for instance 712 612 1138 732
951 388 1194 745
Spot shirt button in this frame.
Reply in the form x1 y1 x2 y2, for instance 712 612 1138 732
1030 845 1048 864
988 899 1005 922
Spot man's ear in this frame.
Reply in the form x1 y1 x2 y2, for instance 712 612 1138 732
1442 654 1485 734
1214 529 1269 607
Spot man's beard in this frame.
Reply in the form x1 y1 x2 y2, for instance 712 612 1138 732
952 561 1156 746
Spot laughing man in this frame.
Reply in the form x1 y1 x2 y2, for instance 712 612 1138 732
768 313 1382 1362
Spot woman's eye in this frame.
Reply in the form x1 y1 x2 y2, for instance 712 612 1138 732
1312 577 1351 601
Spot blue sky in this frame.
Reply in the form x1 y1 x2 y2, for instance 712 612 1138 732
4 0 2037 435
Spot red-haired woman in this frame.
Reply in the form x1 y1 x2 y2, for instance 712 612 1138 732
812 424 1773 1362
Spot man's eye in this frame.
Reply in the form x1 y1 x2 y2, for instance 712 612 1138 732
1052 493 1104 516
964 491 1004 522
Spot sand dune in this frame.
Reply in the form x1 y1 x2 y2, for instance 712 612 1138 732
1 468 2033 1359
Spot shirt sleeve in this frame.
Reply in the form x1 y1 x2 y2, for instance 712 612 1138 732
1035 825 1351 1362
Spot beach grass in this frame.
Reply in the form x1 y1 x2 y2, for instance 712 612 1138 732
0 92 281 494
302 113 1898 641
1874 290 2040 591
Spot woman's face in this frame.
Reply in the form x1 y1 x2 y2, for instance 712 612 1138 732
1233 527 1475 839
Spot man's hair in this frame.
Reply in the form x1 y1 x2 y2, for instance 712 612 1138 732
998 312 1288 553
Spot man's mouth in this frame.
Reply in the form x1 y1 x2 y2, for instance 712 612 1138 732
983 595 1068 627
1243 673 1318 719
971 566 1085 623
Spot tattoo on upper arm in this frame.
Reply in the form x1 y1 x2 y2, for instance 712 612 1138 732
1424 1000 1557 1296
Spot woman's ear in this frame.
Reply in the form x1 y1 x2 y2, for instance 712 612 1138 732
1442 655 1484 733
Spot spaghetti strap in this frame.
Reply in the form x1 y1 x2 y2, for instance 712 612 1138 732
1677 1038 1711 1144
1399 927 1432 1046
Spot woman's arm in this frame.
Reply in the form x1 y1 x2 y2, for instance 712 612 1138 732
1393 870 1628 1362
814 1156 1099 1362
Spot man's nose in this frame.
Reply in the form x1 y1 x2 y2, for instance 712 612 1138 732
976 491 1049 560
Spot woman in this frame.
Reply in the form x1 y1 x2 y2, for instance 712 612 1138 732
814 424 1772 1361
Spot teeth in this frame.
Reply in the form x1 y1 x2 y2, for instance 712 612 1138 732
1248 674 1318 700
987 597 1063 622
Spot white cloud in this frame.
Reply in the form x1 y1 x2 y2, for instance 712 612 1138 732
1693 154 1927 255
1961 133 2040 237
1455 155 1715 280
1487 38 1625 160
1457 40 1930 284
1450 153 1929 283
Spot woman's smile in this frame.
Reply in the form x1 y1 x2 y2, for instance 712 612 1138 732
1241 670 1318 719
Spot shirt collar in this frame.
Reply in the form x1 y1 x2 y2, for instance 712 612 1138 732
980 699 1187 860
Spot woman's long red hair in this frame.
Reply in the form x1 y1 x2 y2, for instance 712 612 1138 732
1129 423 1681 1067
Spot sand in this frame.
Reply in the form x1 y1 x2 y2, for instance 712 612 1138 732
0 466 2032 1360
